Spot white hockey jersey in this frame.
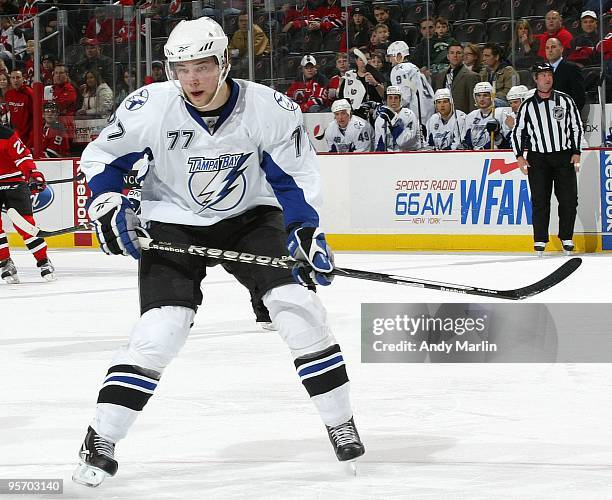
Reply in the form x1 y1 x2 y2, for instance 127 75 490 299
389 62 435 124
463 107 512 150
80 79 321 229
499 108 516 148
374 107 419 152
340 70 366 110
426 110 467 150
324 115 372 152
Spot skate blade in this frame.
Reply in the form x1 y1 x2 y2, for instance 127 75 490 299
344 459 358 476
563 250 573 256
43 273 57 282
536 251 544 258
2 275 20 284
72 462 109 488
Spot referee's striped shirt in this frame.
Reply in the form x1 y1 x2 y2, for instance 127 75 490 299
512 90 583 158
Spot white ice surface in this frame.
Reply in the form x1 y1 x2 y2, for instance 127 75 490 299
1 250 611 500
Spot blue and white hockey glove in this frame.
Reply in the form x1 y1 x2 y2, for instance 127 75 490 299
377 106 399 127
88 192 141 259
287 224 334 286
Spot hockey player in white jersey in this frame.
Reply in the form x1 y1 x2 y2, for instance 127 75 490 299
72 17 364 488
500 85 528 146
387 41 435 133
463 82 512 150
324 99 372 152
374 85 420 151
426 88 466 150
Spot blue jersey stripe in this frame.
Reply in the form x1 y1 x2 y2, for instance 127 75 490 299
104 375 157 391
297 355 344 378
88 147 153 198
260 151 319 228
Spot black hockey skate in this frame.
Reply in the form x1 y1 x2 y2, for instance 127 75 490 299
326 417 365 463
72 426 118 487
0 258 19 284
36 258 56 281
561 240 574 256
534 242 546 257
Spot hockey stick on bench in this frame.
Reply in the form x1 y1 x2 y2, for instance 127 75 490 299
8 208 581 300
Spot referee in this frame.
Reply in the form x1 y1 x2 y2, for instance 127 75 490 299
512 62 583 256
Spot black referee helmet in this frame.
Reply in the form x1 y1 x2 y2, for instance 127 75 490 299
531 62 554 75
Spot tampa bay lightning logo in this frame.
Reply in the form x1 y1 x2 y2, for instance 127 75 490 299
125 89 149 111
187 152 251 212
31 186 55 213
273 91 299 112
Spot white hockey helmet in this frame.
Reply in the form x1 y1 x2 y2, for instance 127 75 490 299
473 81 493 97
387 41 410 60
433 88 453 102
386 85 402 96
331 99 352 113
506 85 529 101
164 17 231 110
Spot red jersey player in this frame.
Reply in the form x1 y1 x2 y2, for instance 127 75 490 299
0 124 55 282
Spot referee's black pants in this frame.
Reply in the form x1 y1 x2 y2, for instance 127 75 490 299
526 150 578 243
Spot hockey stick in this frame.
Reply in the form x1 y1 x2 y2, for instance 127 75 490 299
490 81 497 151
7 208 92 236
6 209 581 299
46 172 85 185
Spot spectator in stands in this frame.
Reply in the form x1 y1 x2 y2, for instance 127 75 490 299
536 10 573 59
281 0 322 53
339 6 372 53
285 54 329 113
0 15 23 61
324 98 373 153
374 85 420 152
72 38 113 86
340 49 385 109
369 51 390 85
372 4 403 45
17 0 38 32
511 19 542 70
41 101 71 158
0 71 9 124
21 38 34 84
314 0 343 33
229 12 270 59
114 68 135 108
429 17 458 75
0 57 8 75
85 6 114 44
568 10 600 66
41 54 54 85
326 52 349 101
5 69 32 146
50 63 77 117
411 17 435 70
150 60 166 83
545 37 585 111
480 43 518 106
76 69 113 119
463 43 482 74
433 42 479 114
371 23 390 53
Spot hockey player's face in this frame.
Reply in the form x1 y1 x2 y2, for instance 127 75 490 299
435 98 452 116
509 99 522 113
387 94 401 112
334 110 350 128
175 57 221 107
475 93 492 109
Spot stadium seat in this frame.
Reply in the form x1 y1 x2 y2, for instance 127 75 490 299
452 20 485 44
223 14 240 36
386 4 402 22
582 66 602 104
281 54 305 79
532 0 566 18
486 18 512 44
436 0 467 22
517 69 533 88
254 56 272 81
498 0 532 19
402 2 433 25
603 12 612 34
312 51 336 77
321 29 342 52
400 23 418 47
466 0 493 21
525 16 546 35
564 16 581 37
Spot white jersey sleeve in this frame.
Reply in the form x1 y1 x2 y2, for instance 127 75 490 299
81 79 323 229
426 110 466 150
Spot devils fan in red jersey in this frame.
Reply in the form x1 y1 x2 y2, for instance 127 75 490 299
0 125 55 283
42 102 71 158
